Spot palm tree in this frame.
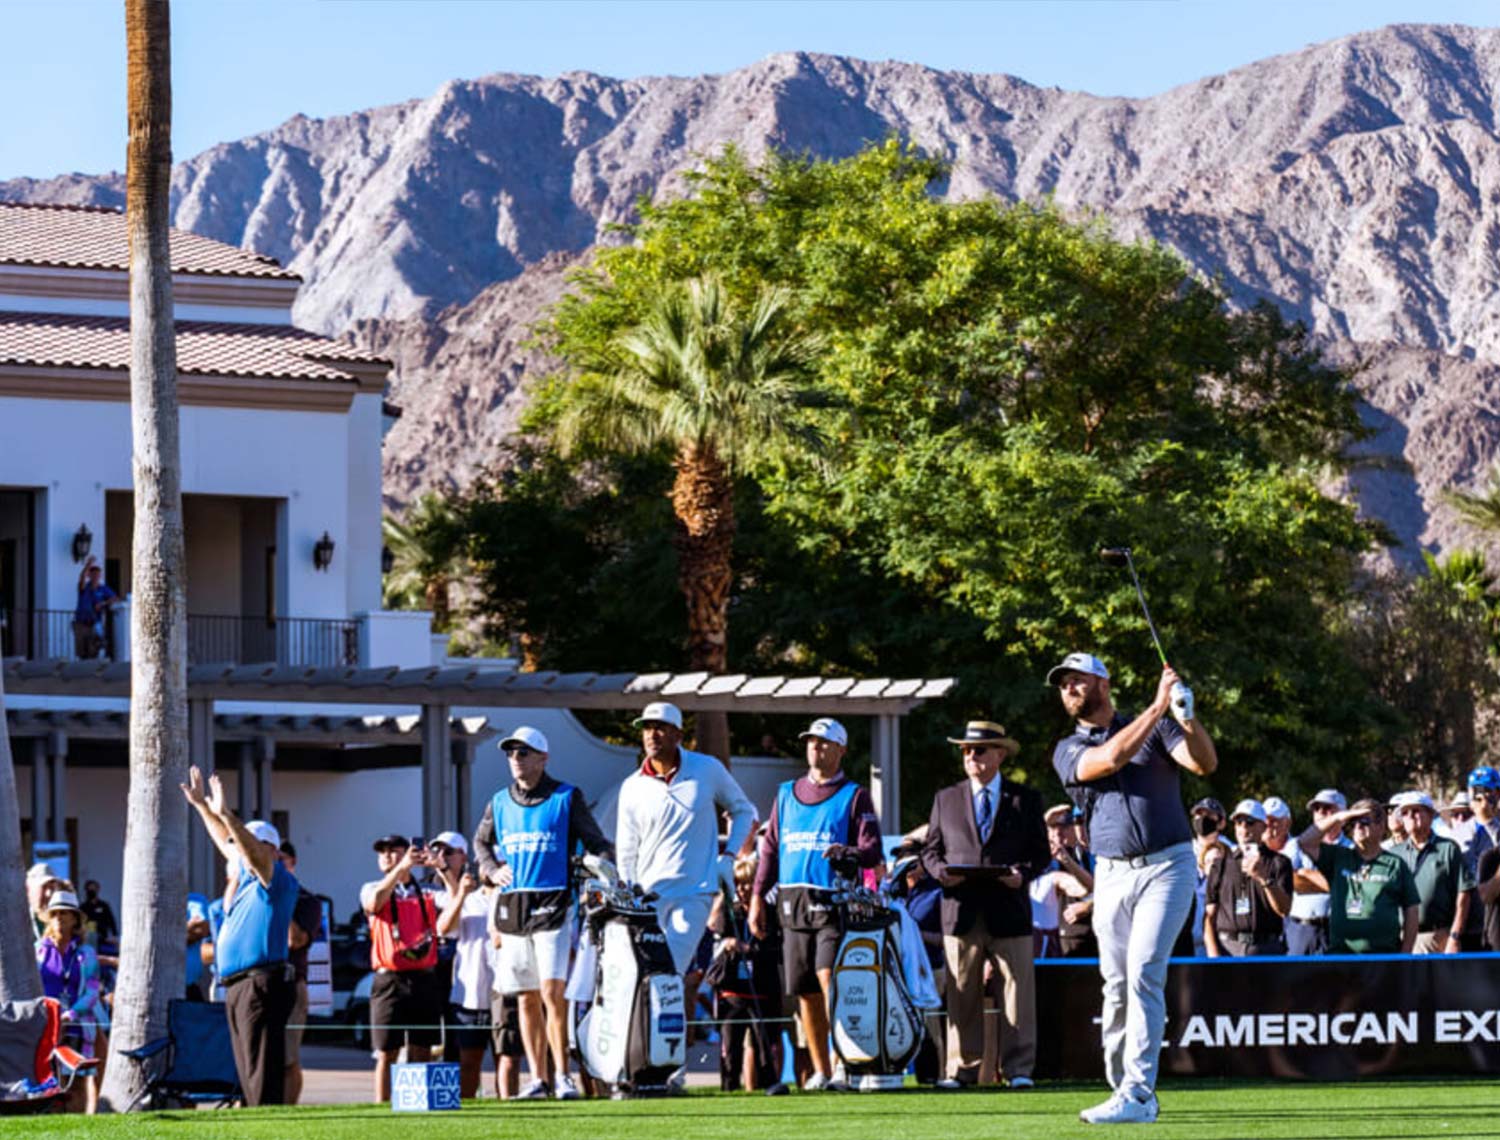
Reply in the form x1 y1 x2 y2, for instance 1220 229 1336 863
0 671 42 1003
100 0 190 1110
382 493 468 633
1445 462 1500 537
554 276 823 759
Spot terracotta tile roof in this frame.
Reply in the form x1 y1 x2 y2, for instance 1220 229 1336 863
0 201 300 281
0 310 388 383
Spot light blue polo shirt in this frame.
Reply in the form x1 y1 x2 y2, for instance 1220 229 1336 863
215 862 298 979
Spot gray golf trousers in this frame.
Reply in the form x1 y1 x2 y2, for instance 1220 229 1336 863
1093 840 1195 1102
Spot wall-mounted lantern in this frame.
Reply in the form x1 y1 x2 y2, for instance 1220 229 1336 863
312 531 336 572
381 544 395 575
71 524 93 563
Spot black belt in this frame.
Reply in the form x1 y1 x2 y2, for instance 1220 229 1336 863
1418 924 1449 934
1220 932 1284 945
1289 916 1328 928
223 962 292 987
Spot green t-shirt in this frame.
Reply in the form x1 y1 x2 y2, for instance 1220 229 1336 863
1394 835 1474 931
1317 844 1419 954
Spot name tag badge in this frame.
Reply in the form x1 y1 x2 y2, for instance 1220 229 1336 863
1345 892 1363 918
1234 895 1252 917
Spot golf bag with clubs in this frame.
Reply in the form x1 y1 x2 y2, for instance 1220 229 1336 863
825 854 927 1090
569 855 687 1096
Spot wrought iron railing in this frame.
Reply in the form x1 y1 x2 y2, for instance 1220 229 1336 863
186 614 360 667
0 608 116 662
0 608 359 667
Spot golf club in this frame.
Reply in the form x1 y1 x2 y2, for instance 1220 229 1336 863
1099 547 1169 668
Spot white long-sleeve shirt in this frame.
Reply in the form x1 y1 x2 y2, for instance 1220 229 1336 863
615 748 757 898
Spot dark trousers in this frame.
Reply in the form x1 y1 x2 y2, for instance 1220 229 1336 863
1285 917 1329 957
715 993 780 1091
225 967 296 1106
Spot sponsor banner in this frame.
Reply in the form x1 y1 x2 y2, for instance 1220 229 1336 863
1037 954 1500 1080
391 1062 461 1111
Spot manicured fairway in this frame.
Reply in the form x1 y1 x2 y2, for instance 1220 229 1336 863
8 1080 1499 1139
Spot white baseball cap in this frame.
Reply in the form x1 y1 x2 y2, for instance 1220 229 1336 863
633 701 684 729
1047 652 1110 686
243 819 281 848
1307 788 1346 811
799 717 848 747
431 830 468 853
1262 796 1292 820
501 725 549 754
1397 790 1437 813
1230 799 1267 824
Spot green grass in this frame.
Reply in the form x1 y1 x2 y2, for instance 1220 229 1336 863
9 1080 1500 1139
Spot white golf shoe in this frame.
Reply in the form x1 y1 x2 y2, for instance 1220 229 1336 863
554 1074 581 1100
1080 1091 1158 1124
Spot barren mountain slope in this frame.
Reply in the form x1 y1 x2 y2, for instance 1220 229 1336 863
5 24 1498 557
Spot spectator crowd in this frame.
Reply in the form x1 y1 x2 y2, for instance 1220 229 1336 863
21 675 1500 1111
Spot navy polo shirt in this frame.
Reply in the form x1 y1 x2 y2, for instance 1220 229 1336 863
215 861 298 979
1052 712 1190 860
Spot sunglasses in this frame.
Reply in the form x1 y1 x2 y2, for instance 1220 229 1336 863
1451 810 1475 821
504 745 537 757
1349 816 1375 828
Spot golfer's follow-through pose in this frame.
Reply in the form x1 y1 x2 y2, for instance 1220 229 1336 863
1049 652 1217 1125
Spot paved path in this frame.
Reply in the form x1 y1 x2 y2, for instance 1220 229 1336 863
299 1041 724 1105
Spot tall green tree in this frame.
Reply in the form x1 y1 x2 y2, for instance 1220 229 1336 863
547 275 822 758
527 141 1391 806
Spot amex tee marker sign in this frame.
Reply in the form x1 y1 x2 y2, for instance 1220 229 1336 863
391 1062 461 1111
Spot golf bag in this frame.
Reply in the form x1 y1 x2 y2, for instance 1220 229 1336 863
570 858 686 1095
826 859 926 1090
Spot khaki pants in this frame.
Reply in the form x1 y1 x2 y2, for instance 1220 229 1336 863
1412 931 1447 955
942 914 1035 1082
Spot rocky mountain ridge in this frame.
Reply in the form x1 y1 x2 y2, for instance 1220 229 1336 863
4 23 1499 560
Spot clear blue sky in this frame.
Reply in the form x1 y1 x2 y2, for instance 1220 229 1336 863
1 0 1493 181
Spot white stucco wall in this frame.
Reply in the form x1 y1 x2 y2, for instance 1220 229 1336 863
0 396 382 622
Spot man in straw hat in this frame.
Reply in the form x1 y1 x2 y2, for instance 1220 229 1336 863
921 720 1047 1091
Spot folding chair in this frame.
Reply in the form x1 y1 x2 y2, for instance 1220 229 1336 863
122 999 241 1110
0 997 99 1115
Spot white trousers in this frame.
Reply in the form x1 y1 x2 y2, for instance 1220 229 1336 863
654 893 714 976
1093 841 1195 1101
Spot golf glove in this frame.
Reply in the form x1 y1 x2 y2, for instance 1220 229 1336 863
1170 682 1195 724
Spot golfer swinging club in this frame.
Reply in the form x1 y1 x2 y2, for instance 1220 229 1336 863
1049 651 1217 1125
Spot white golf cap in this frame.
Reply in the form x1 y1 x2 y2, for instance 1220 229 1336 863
244 819 281 848
798 717 848 747
633 701 684 729
501 725 549 753
1047 652 1110 686
431 830 468 853
1398 790 1437 813
1262 796 1292 820
1446 792 1472 813
1230 799 1267 823
1306 788 1346 811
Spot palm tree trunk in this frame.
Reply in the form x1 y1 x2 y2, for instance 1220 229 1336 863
100 0 189 1111
671 444 733 763
0 670 43 1003
426 572 451 632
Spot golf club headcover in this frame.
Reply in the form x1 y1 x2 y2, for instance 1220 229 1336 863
1170 682 1194 724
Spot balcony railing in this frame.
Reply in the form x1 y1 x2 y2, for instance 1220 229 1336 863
1 608 360 667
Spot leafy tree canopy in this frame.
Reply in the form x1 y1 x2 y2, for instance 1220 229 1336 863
505 140 1403 821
